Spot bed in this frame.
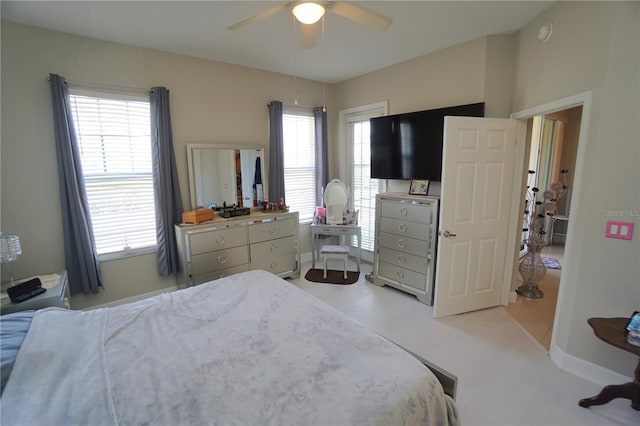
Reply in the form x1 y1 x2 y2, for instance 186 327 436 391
1 269 459 425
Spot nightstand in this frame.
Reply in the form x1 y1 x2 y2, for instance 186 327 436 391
0 271 69 315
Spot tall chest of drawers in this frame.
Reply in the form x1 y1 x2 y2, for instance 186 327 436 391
175 211 299 288
373 193 439 305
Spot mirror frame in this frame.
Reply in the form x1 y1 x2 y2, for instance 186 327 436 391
324 179 349 208
187 143 266 210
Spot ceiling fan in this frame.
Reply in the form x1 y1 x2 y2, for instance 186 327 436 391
227 1 392 49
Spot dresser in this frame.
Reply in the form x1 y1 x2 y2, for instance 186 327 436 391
373 193 439 305
175 211 300 288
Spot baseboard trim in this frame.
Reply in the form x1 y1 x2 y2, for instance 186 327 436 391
84 286 177 310
550 342 632 387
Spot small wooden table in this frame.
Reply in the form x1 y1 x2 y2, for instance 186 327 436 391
578 317 640 410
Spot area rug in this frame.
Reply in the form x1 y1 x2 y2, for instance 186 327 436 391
541 256 561 270
304 268 360 285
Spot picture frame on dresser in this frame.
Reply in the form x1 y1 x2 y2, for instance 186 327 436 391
409 179 430 196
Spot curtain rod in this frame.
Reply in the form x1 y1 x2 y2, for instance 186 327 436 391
46 76 151 95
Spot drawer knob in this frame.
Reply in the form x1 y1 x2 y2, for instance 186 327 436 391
270 244 278 252
270 261 278 270
398 223 407 233
397 255 405 264
400 207 408 216
397 270 405 279
268 226 277 234
397 239 406 248
217 255 227 264
216 235 225 245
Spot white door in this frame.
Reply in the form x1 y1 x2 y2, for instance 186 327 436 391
433 116 518 318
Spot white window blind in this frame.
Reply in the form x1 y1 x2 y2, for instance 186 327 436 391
69 93 156 255
349 120 380 251
283 111 316 223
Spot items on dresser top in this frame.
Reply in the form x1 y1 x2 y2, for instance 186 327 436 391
373 193 440 305
181 207 215 224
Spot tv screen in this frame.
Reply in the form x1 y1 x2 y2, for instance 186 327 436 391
370 102 485 180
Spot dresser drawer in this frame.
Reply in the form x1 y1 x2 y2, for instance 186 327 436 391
188 226 247 255
380 201 430 224
378 246 428 274
378 261 427 292
251 255 298 276
250 236 297 263
249 218 296 244
191 246 249 275
378 232 428 257
379 217 430 241
192 264 250 285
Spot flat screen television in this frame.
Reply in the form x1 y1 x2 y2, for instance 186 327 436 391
370 102 485 180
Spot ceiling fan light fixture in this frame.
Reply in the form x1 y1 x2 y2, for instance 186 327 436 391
292 2 325 25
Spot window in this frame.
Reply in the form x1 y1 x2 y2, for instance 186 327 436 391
349 120 380 252
282 110 316 223
339 102 387 259
69 91 156 256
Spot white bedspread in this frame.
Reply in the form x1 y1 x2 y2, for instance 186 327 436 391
1 270 458 425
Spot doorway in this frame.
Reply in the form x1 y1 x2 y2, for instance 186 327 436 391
506 103 584 350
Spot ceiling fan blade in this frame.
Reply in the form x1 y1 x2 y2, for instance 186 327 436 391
300 23 317 49
328 1 391 31
227 2 290 30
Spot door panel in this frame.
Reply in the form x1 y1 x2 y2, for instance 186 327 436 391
434 117 517 318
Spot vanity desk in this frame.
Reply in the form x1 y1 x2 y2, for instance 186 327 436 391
175 210 300 288
310 224 361 271
311 178 361 270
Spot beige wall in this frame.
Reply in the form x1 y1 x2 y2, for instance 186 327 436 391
333 36 487 115
1 21 326 309
511 1 639 376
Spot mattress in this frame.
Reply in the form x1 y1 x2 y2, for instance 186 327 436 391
1 270 458 425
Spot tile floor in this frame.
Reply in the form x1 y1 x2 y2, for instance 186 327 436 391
288 259 639 426
505 244 565 350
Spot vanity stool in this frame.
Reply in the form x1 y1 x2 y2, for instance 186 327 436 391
321 245 350 279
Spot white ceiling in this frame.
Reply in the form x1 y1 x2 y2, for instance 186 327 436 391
1 1 554 83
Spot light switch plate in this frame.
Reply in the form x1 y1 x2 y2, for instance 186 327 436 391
605 221 634 240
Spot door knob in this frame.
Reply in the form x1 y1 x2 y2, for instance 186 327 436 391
440 230 457 238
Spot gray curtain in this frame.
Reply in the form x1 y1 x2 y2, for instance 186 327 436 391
313 107 329 206
150 87 183 276
48 73 102 295
268 100 286 204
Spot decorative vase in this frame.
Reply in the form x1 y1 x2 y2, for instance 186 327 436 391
516 240 547 298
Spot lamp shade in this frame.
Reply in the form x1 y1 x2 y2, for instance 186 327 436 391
0 234 21 263
292 2 325 25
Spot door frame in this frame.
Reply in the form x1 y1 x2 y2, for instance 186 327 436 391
505 92 592 343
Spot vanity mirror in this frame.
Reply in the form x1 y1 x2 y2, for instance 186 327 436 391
324 179 349 225
187 143 265 210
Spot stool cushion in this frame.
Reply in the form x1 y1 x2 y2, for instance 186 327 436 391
320 245 350 255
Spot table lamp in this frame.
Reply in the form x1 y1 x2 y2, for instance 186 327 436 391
0 234 22 286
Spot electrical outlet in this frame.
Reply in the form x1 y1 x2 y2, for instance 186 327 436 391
605 221 634 240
